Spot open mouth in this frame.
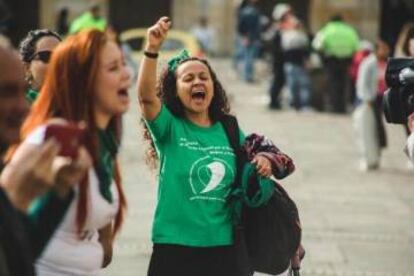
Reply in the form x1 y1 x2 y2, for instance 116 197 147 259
118 89 129 98
191 91 206 101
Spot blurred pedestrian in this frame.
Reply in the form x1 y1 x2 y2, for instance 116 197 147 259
106 23 138 82
400 25 414 59
267 3 290 110
233 0 248 74
19 29 61 104
69 3 107 34
277 4 312 111
353 40 390 171
349 40 374 106
137 17 295 276
0 0 11 35
191 16 216 56
55 7 69 36
237 0 262 83
394 22 414 58
0 0 11 49
9 29 129 275
0 46 89 276
313 14 359 113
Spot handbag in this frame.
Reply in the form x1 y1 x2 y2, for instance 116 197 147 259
221 115 303 275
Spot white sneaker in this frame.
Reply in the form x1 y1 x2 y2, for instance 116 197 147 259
359 161 379 171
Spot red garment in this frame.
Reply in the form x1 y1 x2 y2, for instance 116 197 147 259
349 49 372 83
242 133 295 179
377 59 387 96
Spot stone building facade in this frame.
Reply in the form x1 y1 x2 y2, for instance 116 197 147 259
28 0 412 55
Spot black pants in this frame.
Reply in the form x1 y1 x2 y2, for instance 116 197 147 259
324 57 352 113
147 243 251 276
269 67 285 109
374 95 387 148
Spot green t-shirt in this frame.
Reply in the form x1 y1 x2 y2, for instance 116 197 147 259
145 105 245 247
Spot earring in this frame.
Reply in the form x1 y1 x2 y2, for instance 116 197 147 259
25 73 33 85
24 73 33 84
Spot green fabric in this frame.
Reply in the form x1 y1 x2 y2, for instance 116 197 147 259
25 88 39 104
240 163 274 207
28 190 55 215
0 171 72 275
145 105 245 247
95 128 118 203
69 12 107 34
231 163 275 224
167 49 190 72
314 21 359 58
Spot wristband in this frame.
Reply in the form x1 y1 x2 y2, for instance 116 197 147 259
144 51 159 59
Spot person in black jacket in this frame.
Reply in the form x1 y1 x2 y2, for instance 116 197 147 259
237 0 262 83
0 46 91 275
268 4 292 110
275 4 312 111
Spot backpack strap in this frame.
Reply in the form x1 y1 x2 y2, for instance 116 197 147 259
221 114 243 191
221 114 240 152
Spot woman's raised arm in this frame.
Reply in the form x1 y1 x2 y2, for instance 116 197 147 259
137 17 171 120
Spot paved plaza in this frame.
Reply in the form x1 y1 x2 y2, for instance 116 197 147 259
103 59 414 276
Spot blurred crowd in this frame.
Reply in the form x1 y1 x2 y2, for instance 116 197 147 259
232 0 414 171
1 1 414 275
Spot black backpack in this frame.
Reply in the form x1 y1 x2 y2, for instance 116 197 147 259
221 115 303 275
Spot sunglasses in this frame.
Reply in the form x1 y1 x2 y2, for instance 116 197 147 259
31 51 52 63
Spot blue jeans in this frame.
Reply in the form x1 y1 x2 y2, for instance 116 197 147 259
284 63 311 109
243 42 259 82
233 36 244 72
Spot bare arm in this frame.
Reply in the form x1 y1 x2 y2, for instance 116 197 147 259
406 114 414 162
98 223 114 268
1 121 91 211
137 17 171 121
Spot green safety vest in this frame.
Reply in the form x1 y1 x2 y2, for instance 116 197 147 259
69 12 107 34
313 21 359 58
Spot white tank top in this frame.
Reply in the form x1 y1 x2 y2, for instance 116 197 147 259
21 126 120 276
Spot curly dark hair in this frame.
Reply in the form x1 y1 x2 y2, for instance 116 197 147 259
142 57 232 168
19 29 62 63
158 57 231 122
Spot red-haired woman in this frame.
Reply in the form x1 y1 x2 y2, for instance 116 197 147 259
6 29 129 275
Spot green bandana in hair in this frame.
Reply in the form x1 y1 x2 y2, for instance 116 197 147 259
167 49 190 72
96 128 118 203
26 88 39 104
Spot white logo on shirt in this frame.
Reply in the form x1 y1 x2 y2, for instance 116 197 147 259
200 161 225 193
189 157 234 202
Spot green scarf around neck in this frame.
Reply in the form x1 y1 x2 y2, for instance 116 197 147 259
96 128 118 203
